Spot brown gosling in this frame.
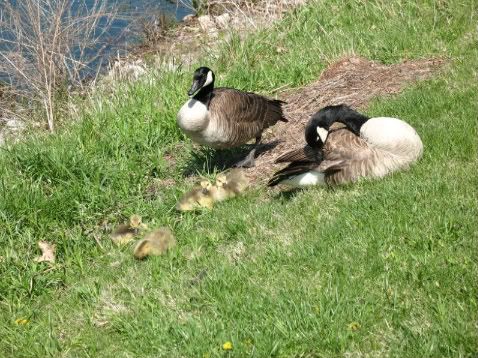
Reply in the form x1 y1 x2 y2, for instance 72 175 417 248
111 214 147 246
176 180 215 211
176 170 250 211
133 227 176 260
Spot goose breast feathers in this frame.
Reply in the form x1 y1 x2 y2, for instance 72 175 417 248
360 117 423 162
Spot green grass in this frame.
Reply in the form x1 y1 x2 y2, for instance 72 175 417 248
1 0 477 357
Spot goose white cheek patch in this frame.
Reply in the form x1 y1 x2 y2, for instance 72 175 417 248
204 71 213 87
317 127 329 143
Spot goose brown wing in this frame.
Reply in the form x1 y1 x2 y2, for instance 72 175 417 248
268 145 323 186
267 161 320 187
269 125 375 187
209 88 287 142
274 145 320 164
320 126 375 185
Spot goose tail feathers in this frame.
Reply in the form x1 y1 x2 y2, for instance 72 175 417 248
270 99 288 123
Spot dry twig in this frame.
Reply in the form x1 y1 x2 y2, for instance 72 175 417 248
0 0 121 130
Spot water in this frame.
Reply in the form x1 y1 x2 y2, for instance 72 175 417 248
107 0 193 39
0 0 193 84
89 0 194 67
113 0 193 21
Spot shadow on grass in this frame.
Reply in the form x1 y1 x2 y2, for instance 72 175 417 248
271 183 344 201
273 188 303 200
182 140 280 176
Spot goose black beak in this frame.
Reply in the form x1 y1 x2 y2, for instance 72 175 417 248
188 80 201 97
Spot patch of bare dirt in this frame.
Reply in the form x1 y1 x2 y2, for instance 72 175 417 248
246 55 445 184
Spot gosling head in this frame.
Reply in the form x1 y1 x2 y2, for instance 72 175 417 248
215 173 228 187
188 67 215 97
200 180 212 194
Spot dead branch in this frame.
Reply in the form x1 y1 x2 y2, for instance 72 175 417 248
0 0 121 131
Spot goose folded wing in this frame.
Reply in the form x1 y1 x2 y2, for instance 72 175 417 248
210 89 286 131
321 127 376 185
274 145 320 163
267 160 320 187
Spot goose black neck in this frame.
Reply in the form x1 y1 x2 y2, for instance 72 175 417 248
309 105 370 137
340 112 369 136
193 83 214 107
305 117 325 148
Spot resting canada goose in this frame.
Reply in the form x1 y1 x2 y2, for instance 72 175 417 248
268 104 423 187
177 67 288 167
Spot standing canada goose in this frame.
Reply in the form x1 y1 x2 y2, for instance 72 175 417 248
177 67 288 167
268 104 423 187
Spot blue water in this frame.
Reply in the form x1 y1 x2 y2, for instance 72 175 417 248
91 0 194 53
92 0 194 61
107 0 193 36
112 0 193 20
1 0 193 42
0 1 193 83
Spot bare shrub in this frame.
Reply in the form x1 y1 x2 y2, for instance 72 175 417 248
0 0 120 131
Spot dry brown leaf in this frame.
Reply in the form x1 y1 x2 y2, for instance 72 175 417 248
34 241 55 263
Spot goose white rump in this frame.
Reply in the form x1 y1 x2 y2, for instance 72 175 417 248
361 117 423 163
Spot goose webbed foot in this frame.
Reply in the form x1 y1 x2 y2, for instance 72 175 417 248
233 148 256 168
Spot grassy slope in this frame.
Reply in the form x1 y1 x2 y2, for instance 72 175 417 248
1 0 477 357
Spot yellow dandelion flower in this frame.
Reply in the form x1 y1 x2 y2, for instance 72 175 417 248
348 321 361 331
222 341 233 350
15 318 29 325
